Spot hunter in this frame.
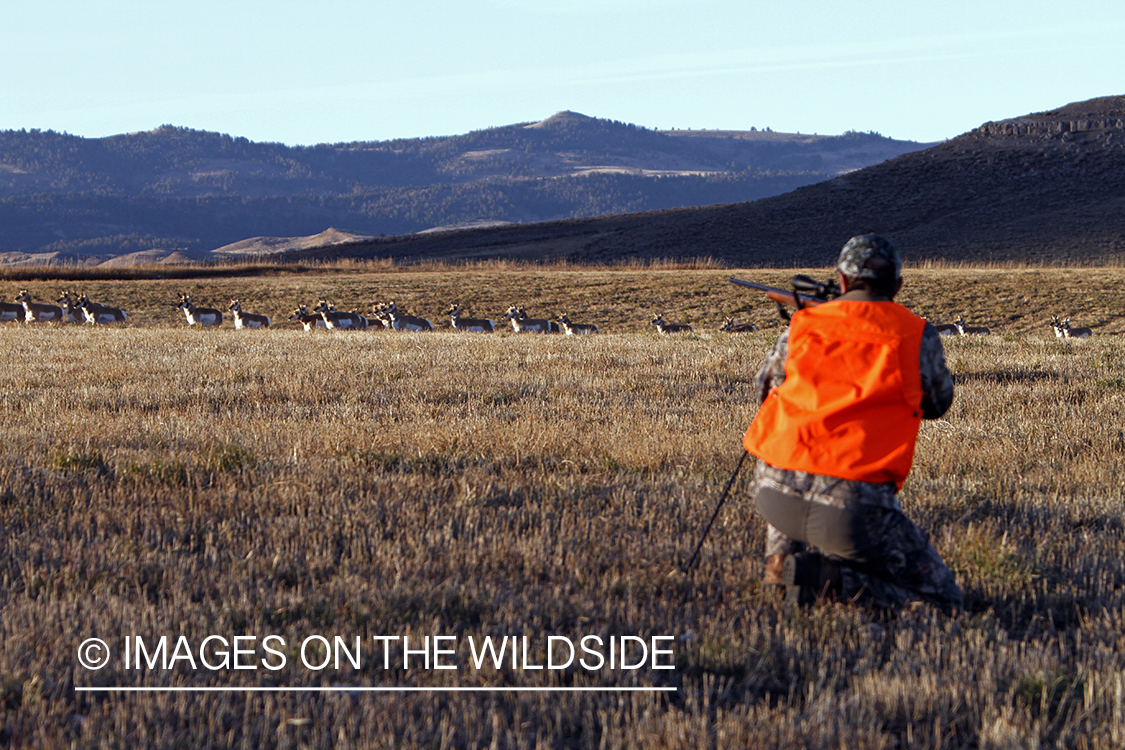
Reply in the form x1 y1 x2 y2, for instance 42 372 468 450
743 234 963 615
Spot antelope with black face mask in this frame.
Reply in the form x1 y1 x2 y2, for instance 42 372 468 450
719 317 757 334
56 290 87 324
178 294 222 327
289 305 326 331
651 313 693 334
79 293 128 325
15 290 64 323
557 313 599 335
505 306 557 333
228 300 271 330
447 304 495 333
954 315 990 336
1061 318 1092 338
380 301 433 332
313 299 367 331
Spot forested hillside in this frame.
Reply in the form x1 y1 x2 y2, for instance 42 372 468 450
290 97 1125 267
0 113 928 263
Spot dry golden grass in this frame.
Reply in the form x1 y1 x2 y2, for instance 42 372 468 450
1 267 1124 747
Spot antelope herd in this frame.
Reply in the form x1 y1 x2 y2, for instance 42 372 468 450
0 289 1101 340
0 289 128 325
1050 315 1093 339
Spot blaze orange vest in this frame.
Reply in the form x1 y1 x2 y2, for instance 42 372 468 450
743 300 926 489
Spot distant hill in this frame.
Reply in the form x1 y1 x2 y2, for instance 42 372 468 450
285 96 1125 267
0 114 929 263
211 227 376 257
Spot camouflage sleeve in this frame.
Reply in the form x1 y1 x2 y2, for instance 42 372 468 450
755 329 790 404
918 322 954 419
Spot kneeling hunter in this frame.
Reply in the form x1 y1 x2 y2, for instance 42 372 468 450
742 234 963 615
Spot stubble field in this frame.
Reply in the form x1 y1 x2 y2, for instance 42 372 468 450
1 264 1124 748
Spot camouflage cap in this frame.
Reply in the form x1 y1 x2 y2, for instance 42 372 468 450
836 234 902 283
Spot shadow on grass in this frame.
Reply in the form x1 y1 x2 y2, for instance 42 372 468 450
923 496 1121 637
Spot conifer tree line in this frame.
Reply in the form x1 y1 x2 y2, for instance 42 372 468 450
0 122 907 258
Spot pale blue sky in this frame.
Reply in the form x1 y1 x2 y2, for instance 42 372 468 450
4 0 1122 145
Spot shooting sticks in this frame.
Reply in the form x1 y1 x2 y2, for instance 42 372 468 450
682 450 748 573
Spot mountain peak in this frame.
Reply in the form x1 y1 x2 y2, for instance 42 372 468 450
524 111 596 130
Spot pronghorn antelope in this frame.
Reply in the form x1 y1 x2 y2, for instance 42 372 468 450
1061 318 1093 338
177 294 222 327
543 311 563 333
447 304 495 333
1050 315 1066 338
504 305 558 333
371 302 391 328
0 299 23 323
366 303 393 330
954 315 990 336
228 300 270 329
651 313 693 334
557 313 599 335
56 290 87 324
931 321 960 336
380 301 433 332
537 308 563 334
720 317 758 333
289 305 327 331
78 293 127 325
349 308 380 330
312 299 367 330
14 290 65 323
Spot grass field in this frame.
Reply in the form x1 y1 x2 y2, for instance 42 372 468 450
1 265 1124 748
4 261 1124 335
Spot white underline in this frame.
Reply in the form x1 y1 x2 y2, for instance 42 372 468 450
76 686 676 693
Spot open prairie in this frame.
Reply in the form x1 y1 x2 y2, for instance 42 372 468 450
2 265 1124 748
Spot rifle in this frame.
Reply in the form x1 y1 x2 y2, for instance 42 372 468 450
729 275 841 320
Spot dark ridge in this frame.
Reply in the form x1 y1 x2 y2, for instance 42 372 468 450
286 95 1125 267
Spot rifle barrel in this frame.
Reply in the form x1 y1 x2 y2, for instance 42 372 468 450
728 277 826 308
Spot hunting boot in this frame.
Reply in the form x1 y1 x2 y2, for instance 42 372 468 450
779 552 844 607
763 553 787 585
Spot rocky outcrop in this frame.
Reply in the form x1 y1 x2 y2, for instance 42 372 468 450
977 117 1125 138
